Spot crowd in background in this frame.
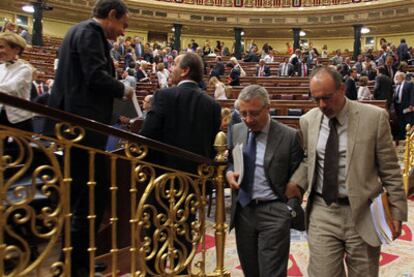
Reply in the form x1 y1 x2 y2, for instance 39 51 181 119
1 17 414 141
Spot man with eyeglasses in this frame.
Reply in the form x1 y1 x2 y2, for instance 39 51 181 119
226 85 303 277
286 66 407 277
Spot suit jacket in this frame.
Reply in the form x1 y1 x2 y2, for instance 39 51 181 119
278 63 294 77
290 100 408 247
211 62 225 77
394 81 414 111
256 65 271 77
361 69 377 81
228 68 240 86
295 62 309 77
383 64 396 80
243 53 260 63
48 19 124 126
228 120 303 230
373 74 393 107
140 81 221 173
136 69 150 82
344 77 357 100
30 82 49 101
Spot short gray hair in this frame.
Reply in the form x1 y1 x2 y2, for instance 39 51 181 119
237 85 270 107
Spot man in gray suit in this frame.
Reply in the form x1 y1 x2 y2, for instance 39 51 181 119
226 85 303 277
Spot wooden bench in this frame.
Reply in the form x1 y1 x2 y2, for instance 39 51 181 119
217 99 387 116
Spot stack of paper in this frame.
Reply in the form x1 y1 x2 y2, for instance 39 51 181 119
370 192 396 244
232 143 244 185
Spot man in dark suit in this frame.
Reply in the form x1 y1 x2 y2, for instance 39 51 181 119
361 62 377 81
47 1 133 276
383 55 396 81
344 69 358 100
373 67 394 108
394 71 414 140
134 36 143 58
226 62 240 86
243 46 260 62
279 57 294 77
210 55 225 78
30 70 49 101
256 59 271 77
295 60 309 77
226 85 303 277
397 38 409 62
140 52 221 275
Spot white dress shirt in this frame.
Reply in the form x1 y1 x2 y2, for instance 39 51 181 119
0 60 33 123
315 100 349 198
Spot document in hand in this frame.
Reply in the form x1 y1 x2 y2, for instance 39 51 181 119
232 143 244 185
370 192 397 244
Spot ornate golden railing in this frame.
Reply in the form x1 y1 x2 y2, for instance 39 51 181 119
155 0 377 8
403 124 414 196
0 92 230 276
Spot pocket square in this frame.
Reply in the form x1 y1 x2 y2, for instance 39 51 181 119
287 197 305 231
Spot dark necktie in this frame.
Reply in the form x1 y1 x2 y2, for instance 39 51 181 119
239 131 258 207
322 118 339 205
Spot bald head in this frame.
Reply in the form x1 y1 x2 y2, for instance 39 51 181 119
310 67 346 118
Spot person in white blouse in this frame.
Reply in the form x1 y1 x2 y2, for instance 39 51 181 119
209 76 227 100
156 63 169 89
0 32 33 131
357 76 372 100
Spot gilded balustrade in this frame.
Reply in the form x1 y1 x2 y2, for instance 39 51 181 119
403 124 414 196
0 92 231 276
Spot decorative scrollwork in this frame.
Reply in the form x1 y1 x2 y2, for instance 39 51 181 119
197 164 215 179
135 169 204 276
0 129 64 276
55 122 85 143
124 142 148 160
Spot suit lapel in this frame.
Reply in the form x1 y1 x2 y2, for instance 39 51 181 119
346 101 359 176
307 110 323 185
264 121 283 172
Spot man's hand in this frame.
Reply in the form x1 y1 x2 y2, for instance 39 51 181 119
392 220 402 240
226 171 240 189
285 182 303 200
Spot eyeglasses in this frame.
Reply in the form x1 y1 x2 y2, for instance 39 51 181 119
239 106 266 119
311 92 336 103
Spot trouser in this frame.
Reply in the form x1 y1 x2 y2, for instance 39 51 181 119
235 200 291 277
308 195 380 277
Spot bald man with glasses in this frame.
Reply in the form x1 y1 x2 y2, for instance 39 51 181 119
226 85 303 277
287 66 407 277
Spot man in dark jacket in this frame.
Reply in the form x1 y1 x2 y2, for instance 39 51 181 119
140 52 221 275
344 69 358 100
47 1 133 276
373 67 394 108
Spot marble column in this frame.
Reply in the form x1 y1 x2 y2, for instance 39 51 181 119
234 27 243 60
353 24 362 60
32 2 44 46
173 23 182 52
292 28 301 50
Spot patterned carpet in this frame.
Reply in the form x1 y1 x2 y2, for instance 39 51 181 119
201 195 414 277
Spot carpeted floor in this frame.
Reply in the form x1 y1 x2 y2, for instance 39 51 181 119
201 195 414 277
199 144 414 277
